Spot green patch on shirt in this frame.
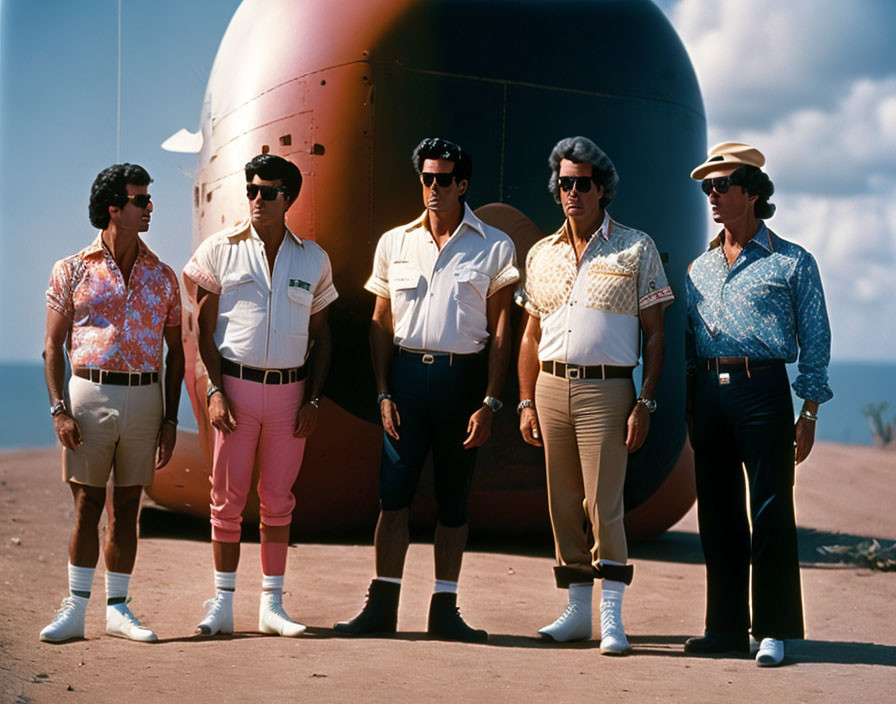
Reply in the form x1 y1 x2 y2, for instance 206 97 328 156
289 278 312 291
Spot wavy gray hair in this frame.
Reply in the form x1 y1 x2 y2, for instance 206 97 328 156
548 136 618 208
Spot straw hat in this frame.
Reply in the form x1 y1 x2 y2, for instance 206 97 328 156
690 142 765 180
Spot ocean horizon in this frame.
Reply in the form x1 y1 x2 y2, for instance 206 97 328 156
1 360 893 450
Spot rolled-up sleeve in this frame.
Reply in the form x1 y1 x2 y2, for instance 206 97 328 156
311 253 339 314
183 237 221 294
363 233 391 298
790 252 833 403
487 239 520 297
46 259 74 318
637 237 674 310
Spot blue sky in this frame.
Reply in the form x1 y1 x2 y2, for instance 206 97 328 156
1 0 894 363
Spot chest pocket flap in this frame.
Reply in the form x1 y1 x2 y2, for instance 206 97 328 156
390 262 422 293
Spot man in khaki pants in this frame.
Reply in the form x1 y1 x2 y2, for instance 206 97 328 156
517 137 673 654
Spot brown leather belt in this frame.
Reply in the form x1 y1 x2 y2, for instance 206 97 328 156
541 361 634 380
702 357 784 373
73 367 159 386
221 358 307 384
398 347 480 366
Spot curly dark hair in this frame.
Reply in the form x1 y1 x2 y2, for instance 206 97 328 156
411 137 473 203
730 166 776 219
548 136 618 209
88 163 152 229
245 154 303 200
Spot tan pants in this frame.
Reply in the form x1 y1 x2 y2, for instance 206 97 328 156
535 371 634 578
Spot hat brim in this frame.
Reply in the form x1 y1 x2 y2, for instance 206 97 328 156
690 158 755 180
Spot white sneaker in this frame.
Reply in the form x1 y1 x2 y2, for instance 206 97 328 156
756 637 785 667
196 593 234 636
106 600 157 642
538 602 592 642
599 598 631 655
259 591 306 637
39 596 87 642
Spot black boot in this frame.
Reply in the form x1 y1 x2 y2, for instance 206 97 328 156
427 592 487 643
684 630 749 655
333 579 400 635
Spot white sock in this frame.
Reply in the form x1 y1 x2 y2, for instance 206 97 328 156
262 574 284 593
602 579 626 600
568 582 593 606
434 579 458 594
105 571 131 604
376 576 402 586
68 563 94 598
214 570 237 600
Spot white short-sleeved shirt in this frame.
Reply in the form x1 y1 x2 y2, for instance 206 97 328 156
521 212 673 366
184 220 338 368
365 204 519 354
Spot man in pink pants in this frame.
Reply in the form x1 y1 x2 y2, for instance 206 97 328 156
184 154 337 636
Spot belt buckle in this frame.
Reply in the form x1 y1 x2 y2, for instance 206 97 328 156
421 354 435 365
130 371 141 386
566 366 580 380
263 369 282 384
719 372 731 385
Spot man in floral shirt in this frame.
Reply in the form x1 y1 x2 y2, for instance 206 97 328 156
40 163 183 643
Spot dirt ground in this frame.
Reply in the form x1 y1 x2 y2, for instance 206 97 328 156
1 442 894 703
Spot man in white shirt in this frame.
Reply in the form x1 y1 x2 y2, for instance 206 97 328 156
334 138 518 642
517 137 673 654
183 154 337 637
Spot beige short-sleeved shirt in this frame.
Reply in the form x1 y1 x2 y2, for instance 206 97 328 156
521 212 673 366
365 204 519 354
184 220 338 368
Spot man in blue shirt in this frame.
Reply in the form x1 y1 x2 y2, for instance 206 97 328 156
684 143 832 667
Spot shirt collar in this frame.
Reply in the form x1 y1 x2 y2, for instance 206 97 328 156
551 210 611 245
245 222 304 247
408 203 486 238
83 232 153 261
708 221 773 253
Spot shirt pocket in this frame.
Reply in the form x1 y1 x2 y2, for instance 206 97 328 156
583 261 638 315
389 262 422 338
286 284 314 330
453 266 490 341
219 272 265 316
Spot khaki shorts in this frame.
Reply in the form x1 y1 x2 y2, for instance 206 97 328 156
63 374 162 487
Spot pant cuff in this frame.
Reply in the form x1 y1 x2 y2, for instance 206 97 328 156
595 562 634 584
554 565 594 588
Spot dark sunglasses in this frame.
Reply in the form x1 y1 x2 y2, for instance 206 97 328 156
558 176 595 193
246 184 286 201
420 172 456 188
701 176 742 195
125 194 152 208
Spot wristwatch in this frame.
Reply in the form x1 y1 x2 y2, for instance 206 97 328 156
636 397 657 413
517 399 535 414
483 396 503 412
50 400 67 417
309 396 321 409
376 393 392 405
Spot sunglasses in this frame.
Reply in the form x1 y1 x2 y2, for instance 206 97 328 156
125 194 152 208
558 176 595 193
420 172 456 188
701 176 742 195
246 184 286 201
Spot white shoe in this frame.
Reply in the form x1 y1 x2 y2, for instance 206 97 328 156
259 591 306 637
756 637 785 667
538 602 592 642
40 596 87 642
196 593 234 636
106 600 157 642
599 598 631 655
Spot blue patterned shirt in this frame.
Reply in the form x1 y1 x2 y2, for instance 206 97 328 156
686 223 833 403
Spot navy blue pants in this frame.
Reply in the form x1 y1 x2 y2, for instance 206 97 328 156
379 350 485 527
693 361 804 640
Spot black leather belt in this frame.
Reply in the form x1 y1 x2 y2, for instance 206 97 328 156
541 361 634 380
702 358 784 373
74 367 159 386
398 347 480 366
221 358 307 384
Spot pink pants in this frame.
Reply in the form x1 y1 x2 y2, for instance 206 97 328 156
210 375 306 543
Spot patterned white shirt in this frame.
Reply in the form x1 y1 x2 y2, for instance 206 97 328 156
365 204 519 354
184 220 338 368
521 212 673 366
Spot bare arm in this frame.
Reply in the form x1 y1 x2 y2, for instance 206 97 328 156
44 307 81 450
517 312 543 447
156 325 185 468
626 304 666 453
294 307 332 438
196 287 235 434
370 295 400 440
463 285 513 450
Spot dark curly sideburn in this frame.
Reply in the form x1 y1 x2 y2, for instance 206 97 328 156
89 163 152 229
732 166 776 219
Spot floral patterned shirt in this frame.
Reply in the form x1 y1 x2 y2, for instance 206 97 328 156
46 234 182 372
685 222 833 403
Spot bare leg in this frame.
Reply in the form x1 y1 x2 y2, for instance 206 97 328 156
105 485 143 573
374 508 410 579
433 523 468 582
213 541 240 573
68 483 106 567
